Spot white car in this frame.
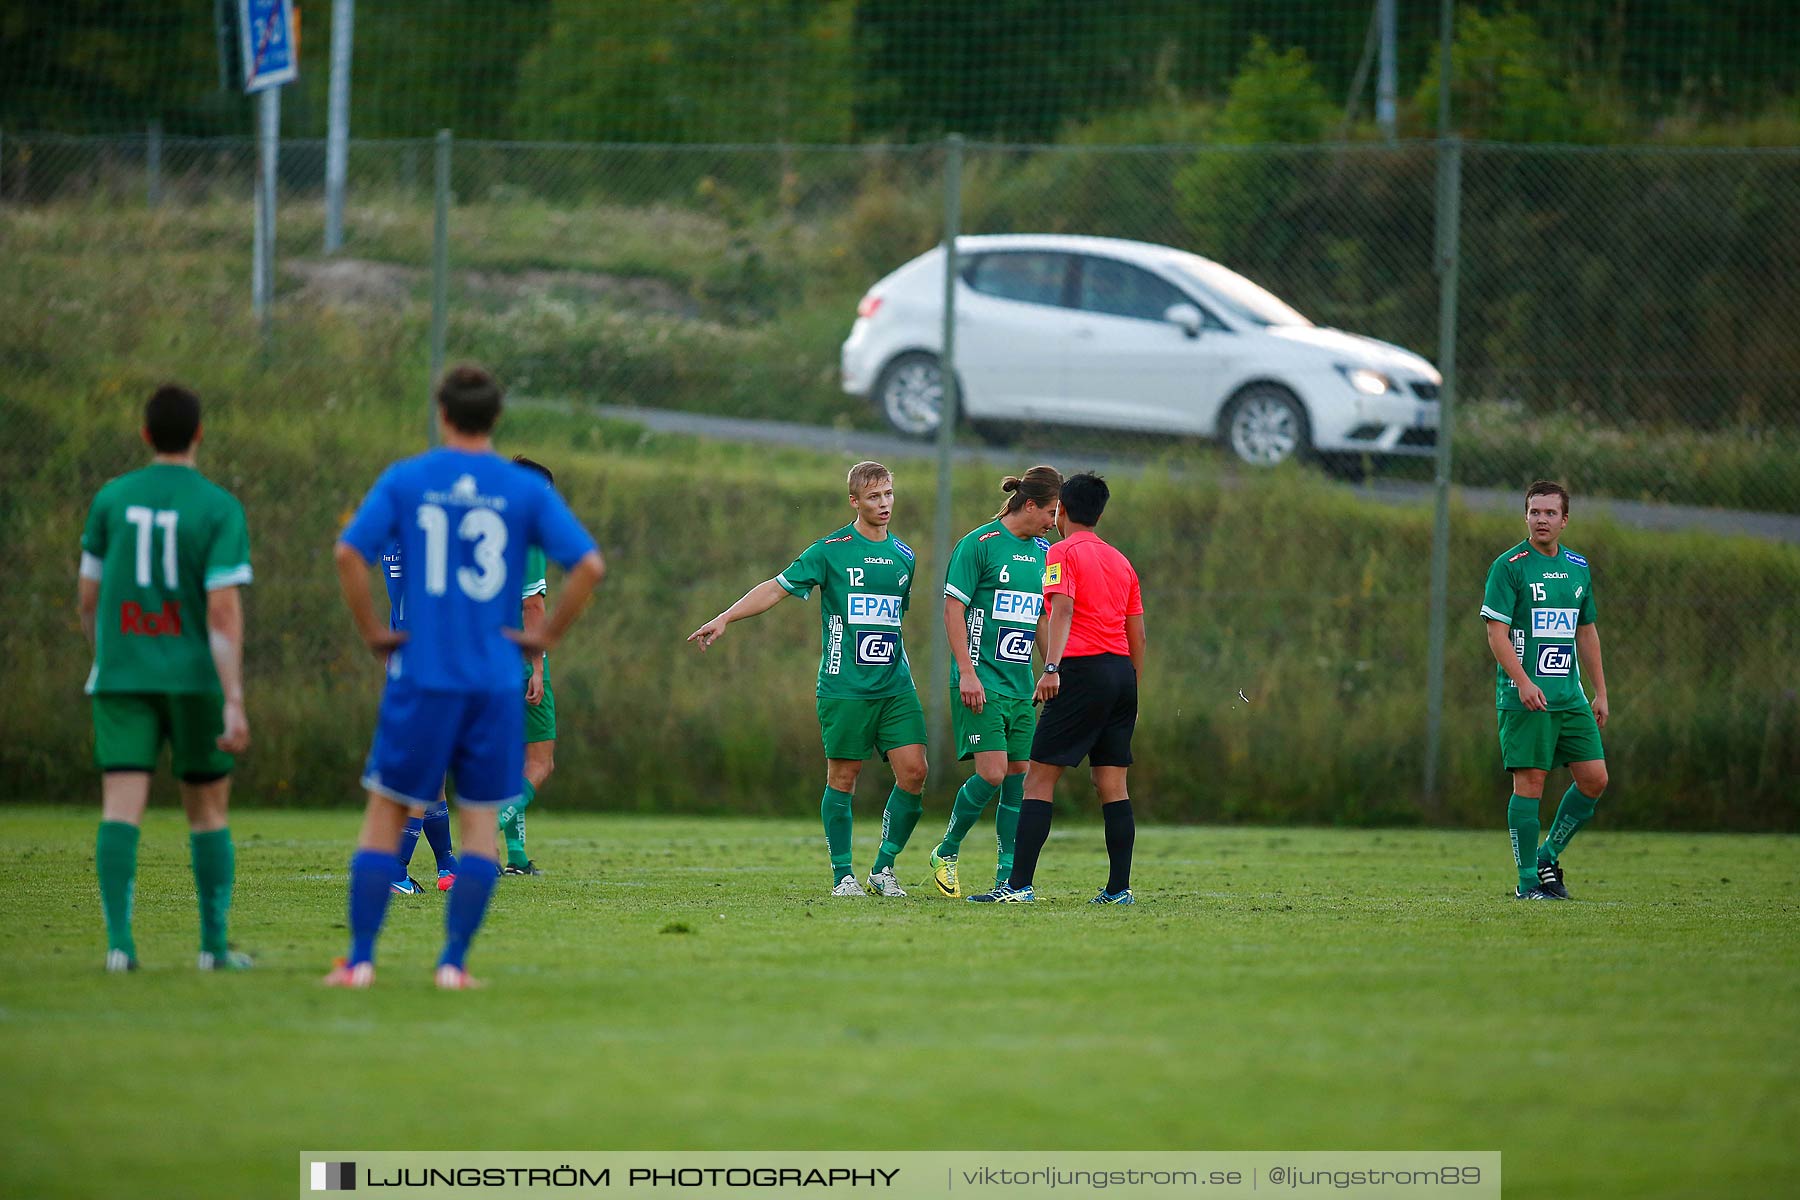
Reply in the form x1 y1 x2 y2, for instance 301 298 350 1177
840 234 1441 466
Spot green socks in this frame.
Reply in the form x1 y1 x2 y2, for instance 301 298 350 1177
821 786 855 885
1540 784 1599 865
995 773 1024 887
96 821 140 957
189 828 235 958
872 786 924 873
1507 793 1541 891
500 778 535 868
936 775 1000 858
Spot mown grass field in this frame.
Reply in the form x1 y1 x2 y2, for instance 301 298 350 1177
1 808 1795 1200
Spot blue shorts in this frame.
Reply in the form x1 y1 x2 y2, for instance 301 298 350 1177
361 676 523 809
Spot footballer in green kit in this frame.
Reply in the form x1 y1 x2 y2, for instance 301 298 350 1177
1481 480 1611 901
689 461 928 897
929 467 1062 898
497 455 559 877
78 384 254 973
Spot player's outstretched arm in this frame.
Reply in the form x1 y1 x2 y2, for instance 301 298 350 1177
1485 618 1546 711
512 549 606 657
334 541 406 658
688 577 790 650
1576 623 1608 728
207 585 250 753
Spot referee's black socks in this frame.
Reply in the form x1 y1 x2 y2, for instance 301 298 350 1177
1103 799 1135 894
1007 799 1055 890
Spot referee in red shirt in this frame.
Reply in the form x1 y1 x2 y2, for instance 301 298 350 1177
994 472 1145 905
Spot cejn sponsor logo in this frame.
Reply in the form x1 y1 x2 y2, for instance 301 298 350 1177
1536 643 1575 677
1531 607 1579 638
991 588 1042 625
120 600 182 636
846 592 902 626
996 628 1036 664
856 630 898 667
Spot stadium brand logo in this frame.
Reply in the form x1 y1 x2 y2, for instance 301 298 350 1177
863 557 894 566
1536 643 1575 677
846 593 902 626
992 589 1042 625
996 628 1036 663
1013 554 1037 563
1539 571 1569 580
856 630 898 666
120 600 182 636
1530 608 1579 638
310 1161 356 1191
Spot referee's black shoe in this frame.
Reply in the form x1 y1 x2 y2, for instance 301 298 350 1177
1536 860 1571 899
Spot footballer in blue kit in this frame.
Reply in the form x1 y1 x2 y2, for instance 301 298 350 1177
326 364 605 989
380 539 459 895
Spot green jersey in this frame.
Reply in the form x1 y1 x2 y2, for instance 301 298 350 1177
944 519 1048 699
1481 540 1597 712
521 546 550 681
776 524 917 700
80 463 252 695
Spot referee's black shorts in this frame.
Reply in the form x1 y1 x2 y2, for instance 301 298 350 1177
1030 653 1137 768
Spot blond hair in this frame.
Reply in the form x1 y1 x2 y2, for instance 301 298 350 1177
995 464 1063 519
847 460 892 497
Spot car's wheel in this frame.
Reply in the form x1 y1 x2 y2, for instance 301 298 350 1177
1222 383 1311 467
873 352 946 439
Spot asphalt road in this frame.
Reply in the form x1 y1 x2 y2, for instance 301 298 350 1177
556 402 1800 546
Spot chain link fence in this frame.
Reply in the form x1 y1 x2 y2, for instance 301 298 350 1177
5 133 1798 827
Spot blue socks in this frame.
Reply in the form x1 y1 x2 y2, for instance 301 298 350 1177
439 856 500 970
396 818 424 870
348 849 400 965
421 800 456 873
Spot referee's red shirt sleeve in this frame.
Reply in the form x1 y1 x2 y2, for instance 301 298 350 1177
1127 567 1143 617
1044 541 1074 598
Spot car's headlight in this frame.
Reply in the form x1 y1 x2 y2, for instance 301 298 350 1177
1336 365 1394 395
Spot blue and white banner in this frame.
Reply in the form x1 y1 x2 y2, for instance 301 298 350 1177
240 0 299 93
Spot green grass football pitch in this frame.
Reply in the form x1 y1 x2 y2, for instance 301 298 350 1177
0 807 1794 1200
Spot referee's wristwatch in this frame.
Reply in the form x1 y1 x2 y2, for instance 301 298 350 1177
1043 663 1059 674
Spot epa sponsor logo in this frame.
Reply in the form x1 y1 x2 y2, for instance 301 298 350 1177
856 630 898 666
846 592 902 626
1536 643 1575 677
996 628 1036 663
992 589 1042 625
1531 607 1579 637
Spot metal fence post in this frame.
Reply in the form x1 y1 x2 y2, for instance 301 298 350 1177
1423 0 1462 808
428 130 451 446
254 88 280 333
147 121 162 208
324 0 355 252
928 133 964 788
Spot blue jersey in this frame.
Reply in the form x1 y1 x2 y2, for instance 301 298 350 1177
340 448 597 692
381 540 406 631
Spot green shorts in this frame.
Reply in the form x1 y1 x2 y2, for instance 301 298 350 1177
951 688 1037 761
91 692 235 781
817 691 927 762
1497 706 1605 772
526 676 556 744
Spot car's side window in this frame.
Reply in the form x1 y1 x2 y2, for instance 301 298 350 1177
1076 257 1192 323
965 253 1072 308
